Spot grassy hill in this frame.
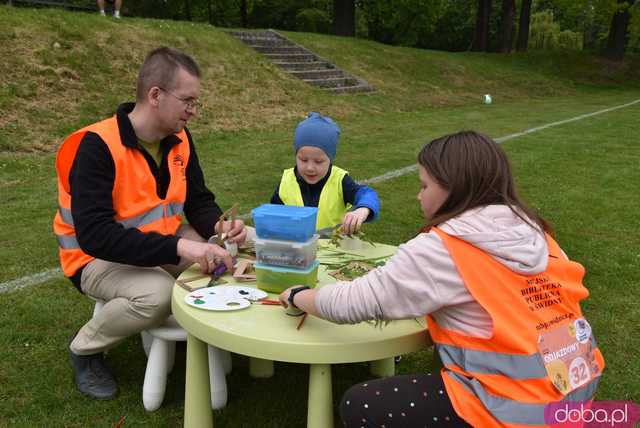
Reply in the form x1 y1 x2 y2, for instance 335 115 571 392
1 4 639 153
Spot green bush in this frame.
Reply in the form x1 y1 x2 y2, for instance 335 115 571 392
530 10 583 51
629 4 640 53
295 8 331 34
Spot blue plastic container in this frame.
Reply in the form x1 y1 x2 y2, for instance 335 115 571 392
251 204 318 242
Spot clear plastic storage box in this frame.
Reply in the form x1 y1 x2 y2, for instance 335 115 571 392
255 261 319 294
251 204 317 242
255 234 319 270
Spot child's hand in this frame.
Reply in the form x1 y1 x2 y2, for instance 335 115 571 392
341 208 370 235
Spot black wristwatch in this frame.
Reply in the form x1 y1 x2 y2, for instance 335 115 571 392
288 286 310 309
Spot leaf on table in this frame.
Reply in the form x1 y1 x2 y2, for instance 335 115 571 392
328 261 378 281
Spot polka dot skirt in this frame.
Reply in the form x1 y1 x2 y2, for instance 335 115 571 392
339 373 472 428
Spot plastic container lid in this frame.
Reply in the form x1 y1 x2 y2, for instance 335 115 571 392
255 260 320 274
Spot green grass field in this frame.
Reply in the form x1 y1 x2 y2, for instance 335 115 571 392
1 5 639 427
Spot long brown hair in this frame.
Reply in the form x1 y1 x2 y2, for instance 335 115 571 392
418 130 552 234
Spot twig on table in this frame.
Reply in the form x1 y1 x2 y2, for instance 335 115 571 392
296 313 308 330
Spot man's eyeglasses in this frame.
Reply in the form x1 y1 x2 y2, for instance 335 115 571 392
158 87 202 111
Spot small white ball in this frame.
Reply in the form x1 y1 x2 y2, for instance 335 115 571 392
53 42 61 49
483 94 492 104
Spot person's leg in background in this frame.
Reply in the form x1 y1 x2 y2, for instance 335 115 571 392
96 0 106 16
339 373 472 428
113 0 122 18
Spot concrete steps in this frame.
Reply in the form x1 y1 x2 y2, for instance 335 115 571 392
227 29 374 94
273 61 334 71
289 69 344 80
264 53 317 62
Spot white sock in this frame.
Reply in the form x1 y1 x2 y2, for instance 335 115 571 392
114 10 120 17
99 9 106 15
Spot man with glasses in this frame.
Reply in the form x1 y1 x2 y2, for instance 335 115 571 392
53 47 246 399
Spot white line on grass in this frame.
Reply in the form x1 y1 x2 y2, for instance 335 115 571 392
1 98 639 294
362 98 640 184
0 269 64 294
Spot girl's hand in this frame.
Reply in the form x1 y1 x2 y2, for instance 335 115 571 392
279 286 298 308
342 208 370 235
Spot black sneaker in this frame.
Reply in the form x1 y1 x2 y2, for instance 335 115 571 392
69 350 118 400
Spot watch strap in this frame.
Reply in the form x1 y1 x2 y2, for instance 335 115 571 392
288 286 310 309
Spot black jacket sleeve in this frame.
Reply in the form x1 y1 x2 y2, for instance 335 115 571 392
70 133 181 266
270 184 284 205
182 129 223 239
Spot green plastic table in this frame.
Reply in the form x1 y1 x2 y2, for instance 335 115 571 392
172 241 432 428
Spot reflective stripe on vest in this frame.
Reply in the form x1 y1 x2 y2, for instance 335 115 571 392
53 115 189 278
56 202 185 250
59 206 75 226
116 202 184 228
428 227 604 427
56 234 80 249
437 343 547 379
447 371 600 426
278 166 350 230
438 335 598 380
58 202 184 230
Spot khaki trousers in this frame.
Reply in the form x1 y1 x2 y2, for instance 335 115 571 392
69 225 202 355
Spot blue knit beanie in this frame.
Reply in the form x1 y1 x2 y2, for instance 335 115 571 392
293 112 340 161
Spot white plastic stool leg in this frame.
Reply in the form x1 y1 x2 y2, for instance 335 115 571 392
221 349 232 375
207 346 228 410
141 330 153 357
143 338 170 412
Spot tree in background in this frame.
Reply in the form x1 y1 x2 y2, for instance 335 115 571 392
516 0 533 51
240 0 248 27
333 0 356 36
425 0 476 51
471 0 492 50
535 0 611 51
297 7 332 33
603 0 637 60
529 10 583 50
99 0 638 60
499 0 516 52
358 0 444 46
628 4 640 51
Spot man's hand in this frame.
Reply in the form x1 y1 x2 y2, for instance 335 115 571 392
341 207 370 235
177 239 233 274
215 219 247 244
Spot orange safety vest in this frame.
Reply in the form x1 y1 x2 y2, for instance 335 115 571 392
428 227 605 428
53 116 190 278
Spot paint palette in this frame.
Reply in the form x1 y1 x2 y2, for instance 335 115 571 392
184 285 268 312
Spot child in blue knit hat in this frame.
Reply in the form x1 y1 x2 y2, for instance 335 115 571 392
270 112 380 235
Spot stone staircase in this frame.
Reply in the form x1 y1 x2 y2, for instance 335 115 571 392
227 30 375 94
